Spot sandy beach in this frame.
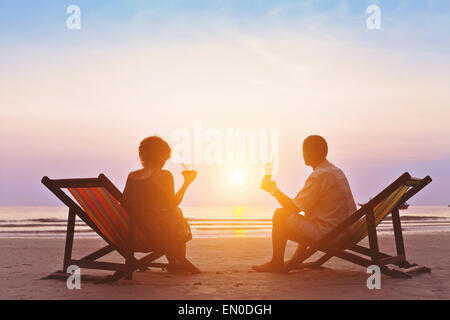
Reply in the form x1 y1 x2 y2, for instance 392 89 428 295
1 232 449 300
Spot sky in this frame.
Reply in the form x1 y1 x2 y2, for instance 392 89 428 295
1 0 450 206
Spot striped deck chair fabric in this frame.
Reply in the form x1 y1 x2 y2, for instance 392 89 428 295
67 187 151 251
345 185 410 242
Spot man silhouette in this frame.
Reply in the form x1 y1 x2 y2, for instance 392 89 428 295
253 135 356 272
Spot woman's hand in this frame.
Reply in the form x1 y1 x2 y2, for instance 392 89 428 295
261 176 277 194
182 170 197 185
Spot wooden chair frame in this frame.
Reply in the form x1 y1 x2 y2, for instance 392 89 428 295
41 174 171 283
284 172 432 278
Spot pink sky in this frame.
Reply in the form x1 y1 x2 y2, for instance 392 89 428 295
1 6 450 206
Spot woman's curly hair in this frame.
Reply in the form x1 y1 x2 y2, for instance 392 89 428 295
139 136 171 167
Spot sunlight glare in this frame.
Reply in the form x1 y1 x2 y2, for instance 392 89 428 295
229 169 245 185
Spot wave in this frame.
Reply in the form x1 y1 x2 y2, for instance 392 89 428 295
187 218 271 221
382 215 448 221
0 215 446 224
0 218 81 223
0 229 94 234
0 215 449 239
0 223 87 228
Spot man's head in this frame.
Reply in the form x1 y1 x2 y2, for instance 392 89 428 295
302 135 328 168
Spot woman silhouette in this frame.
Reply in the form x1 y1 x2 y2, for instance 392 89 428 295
122 136 200 273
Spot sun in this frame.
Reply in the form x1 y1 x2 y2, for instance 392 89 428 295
229 168 246 185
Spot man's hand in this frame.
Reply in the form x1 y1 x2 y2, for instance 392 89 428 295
261 176 277 194
182 170 197 185
261 177 299 213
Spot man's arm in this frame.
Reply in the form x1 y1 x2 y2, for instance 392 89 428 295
272 189 300 213
261 177 300 213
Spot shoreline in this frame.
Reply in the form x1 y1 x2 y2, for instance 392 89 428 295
2 205 450 239
1 233 450 299
1 228 450 240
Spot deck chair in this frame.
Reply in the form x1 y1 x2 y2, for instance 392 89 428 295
41 174 181 283
283 172 432 278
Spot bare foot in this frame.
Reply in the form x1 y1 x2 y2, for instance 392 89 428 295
277 264 291 273
252 261 284 273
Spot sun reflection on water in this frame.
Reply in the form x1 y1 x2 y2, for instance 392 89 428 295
234 206 244 237
235 206 242 218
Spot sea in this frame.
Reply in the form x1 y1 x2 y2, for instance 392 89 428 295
0 206 450 239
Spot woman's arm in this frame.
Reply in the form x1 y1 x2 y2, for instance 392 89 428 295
174 182 189 206
152 170 197 207
174 171 197 206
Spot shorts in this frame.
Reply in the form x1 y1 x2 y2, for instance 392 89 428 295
286 213 324 242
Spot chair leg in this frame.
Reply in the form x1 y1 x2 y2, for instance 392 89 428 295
135 251 165 270
124 271 132 280
124 251 135 280
80 245 115 261
331 248 413 278
401 264 431 275
365 209 381 265
311 253 333 268
391 208 407 259
293 252 333 270
124 254 134 280
95 271 125 284
63 208 76 271
283 246 318 272
380 266 412 279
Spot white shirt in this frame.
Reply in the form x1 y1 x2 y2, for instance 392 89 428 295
293 160 357 236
